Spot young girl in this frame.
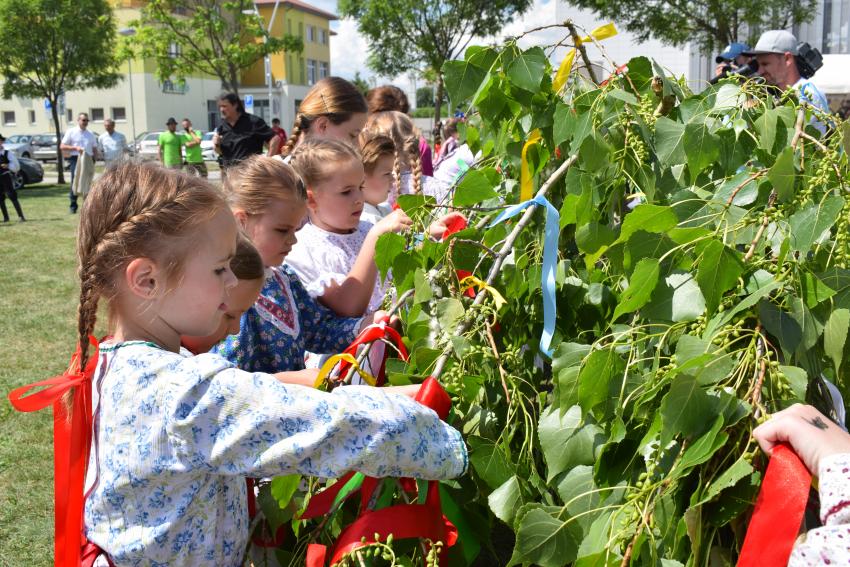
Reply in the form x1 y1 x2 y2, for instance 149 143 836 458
365 84 434 176
76 162 466 566
285 138 412 317
210 155 385 372
363 110 450 206
281 77 368 156
359 132 395 225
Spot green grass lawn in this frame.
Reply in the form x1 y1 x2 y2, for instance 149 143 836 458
0 184 81 566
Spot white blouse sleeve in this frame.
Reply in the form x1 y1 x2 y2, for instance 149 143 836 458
163 353 468 481
285 227 353 299
788 453 850 566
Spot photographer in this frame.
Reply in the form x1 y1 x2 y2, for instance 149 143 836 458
713 42 752 80
744 30 830 133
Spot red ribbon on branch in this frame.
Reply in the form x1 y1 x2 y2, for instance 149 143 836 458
7 336 101 567
336 317 409 387
737 443 811 567
303 377 456 566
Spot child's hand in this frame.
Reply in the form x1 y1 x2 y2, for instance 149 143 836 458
359 310 401 334
273 368 320 388
753 403 850 474
385 384 421 399
372 209 412 236
428 212 467 240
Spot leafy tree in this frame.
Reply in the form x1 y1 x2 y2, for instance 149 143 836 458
338 0 533 129
0 0 122 183
351 71 371 97
416 85 434 108
133 0 303 97
564 0 817 53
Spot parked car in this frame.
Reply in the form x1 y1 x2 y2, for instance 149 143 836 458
5 134 35 159
32 133 59 161
135 131 163 161
200 131 216 161
11 156 44 190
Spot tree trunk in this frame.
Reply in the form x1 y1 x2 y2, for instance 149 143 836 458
433 73 445 146
50 101 65 185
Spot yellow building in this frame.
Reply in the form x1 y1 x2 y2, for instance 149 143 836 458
0 0 334 143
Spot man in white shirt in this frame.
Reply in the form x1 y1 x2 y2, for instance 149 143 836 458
60 112 98 213
744 30 831 134
0 134 26 221
97 118 128 167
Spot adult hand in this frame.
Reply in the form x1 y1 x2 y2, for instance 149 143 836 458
753 403 850 474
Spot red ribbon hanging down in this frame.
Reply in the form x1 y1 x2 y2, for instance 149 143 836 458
303 377 457 567
737 443 812 567
7 336 100 567
336 318 409 387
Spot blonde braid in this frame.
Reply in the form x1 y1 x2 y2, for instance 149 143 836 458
405 136 422 196
282 114 305 156
392 149 402 201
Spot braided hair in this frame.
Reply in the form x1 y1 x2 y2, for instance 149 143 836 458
363 111 423 195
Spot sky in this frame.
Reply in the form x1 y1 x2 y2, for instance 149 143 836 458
309 0 562 86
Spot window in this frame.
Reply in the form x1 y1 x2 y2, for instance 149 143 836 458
319 28 328 45
287 20 292 34
2 111 15 126
298 22 303 39
253 99 270 122
288 54 294 82
299 57 305 84
319 61 329 80
66 109 73 123
111 107 126 122
822 0 850 54
306 25 315 42
90 107 104 122
28 110 36 125
168 42 182 59
307 59 317 86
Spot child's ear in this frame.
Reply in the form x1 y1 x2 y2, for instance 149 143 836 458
125 257 159 299
313 116 329 134
233 209 249 230
306 188 318 210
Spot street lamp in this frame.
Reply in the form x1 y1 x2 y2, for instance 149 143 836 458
118 27 137 142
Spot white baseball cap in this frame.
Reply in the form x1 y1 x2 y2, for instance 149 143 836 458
743 30 799 56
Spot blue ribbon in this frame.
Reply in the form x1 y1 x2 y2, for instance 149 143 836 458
488 195 560 357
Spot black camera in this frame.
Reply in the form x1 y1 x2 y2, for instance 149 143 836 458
796 42 823 79
708 59 760 85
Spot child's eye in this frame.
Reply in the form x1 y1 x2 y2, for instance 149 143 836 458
215 267 227 275
277 228 289 234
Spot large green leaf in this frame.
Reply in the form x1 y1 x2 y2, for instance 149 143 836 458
374 232 405 280
768 146 796 203
758 300 803 356
788 195 844 254
576 222 616 255
489 476 527 524
509 506 582 567
696 240 744 313
443 59 487 105
618 204 679 244
538 405 601 480
825 308 850 373
506 46 548 92
655 117 687 166
468 436 513 489
453 168 497 206
612 258 660 320
578 348 626 415
660 375 718 445
683 121 719 181
644 272 706 322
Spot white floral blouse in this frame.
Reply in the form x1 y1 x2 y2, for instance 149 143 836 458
286 220 389 314
84 341 467 566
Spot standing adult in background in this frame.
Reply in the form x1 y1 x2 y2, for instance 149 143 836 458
60 112 98 214
181 118 207 178
366 85 433 176
271 118 287 149
0 134 25 222
97 118 128 168
713 42 752 80
158 117 184 170
743 30 830 132
212 93 280 170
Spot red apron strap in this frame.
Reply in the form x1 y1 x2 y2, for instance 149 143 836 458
737 443 811 567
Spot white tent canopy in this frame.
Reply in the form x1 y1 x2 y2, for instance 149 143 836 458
811 54 850 95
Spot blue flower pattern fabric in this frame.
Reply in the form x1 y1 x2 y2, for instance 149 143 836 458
85 342 468 566
212 265 363 372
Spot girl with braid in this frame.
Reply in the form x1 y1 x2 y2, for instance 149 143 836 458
363 111 450 206
280 76 368 158
71 161 467 566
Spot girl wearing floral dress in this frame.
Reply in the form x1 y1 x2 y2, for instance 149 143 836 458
75 162 466 566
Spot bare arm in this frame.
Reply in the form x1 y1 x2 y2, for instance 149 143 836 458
267 135 281 157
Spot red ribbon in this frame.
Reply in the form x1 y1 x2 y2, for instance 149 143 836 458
737 443 811 567
302 377 457 565
442 216 468 238
337 318 409 387
7 336 100 567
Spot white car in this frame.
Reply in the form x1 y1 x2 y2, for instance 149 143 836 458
5 134 35 159
200 131 217 161
134 131 163 161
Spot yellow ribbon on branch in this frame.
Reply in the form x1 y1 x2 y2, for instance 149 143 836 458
314 353 377 389
520 129 542 201
459 275 507 311
552 22 618 92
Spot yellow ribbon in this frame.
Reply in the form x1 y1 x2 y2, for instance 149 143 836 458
552 22 618 92
520 129 542 202
459 275 507 311
314 353 377 390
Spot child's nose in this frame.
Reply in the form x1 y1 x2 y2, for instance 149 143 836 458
224 267 238 289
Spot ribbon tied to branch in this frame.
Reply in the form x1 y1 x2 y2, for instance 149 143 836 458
553 22 618 93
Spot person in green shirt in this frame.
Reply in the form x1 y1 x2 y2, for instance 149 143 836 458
158 117 184 170
181 118 208 178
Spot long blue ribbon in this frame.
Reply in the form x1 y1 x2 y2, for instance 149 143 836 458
488 195 560 357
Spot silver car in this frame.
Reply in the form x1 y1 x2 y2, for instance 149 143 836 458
32 134 60 161
5 134 35 159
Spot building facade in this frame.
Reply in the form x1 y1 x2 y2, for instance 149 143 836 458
0 0 334 141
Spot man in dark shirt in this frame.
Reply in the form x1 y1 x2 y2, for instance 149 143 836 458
212 93 281 169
